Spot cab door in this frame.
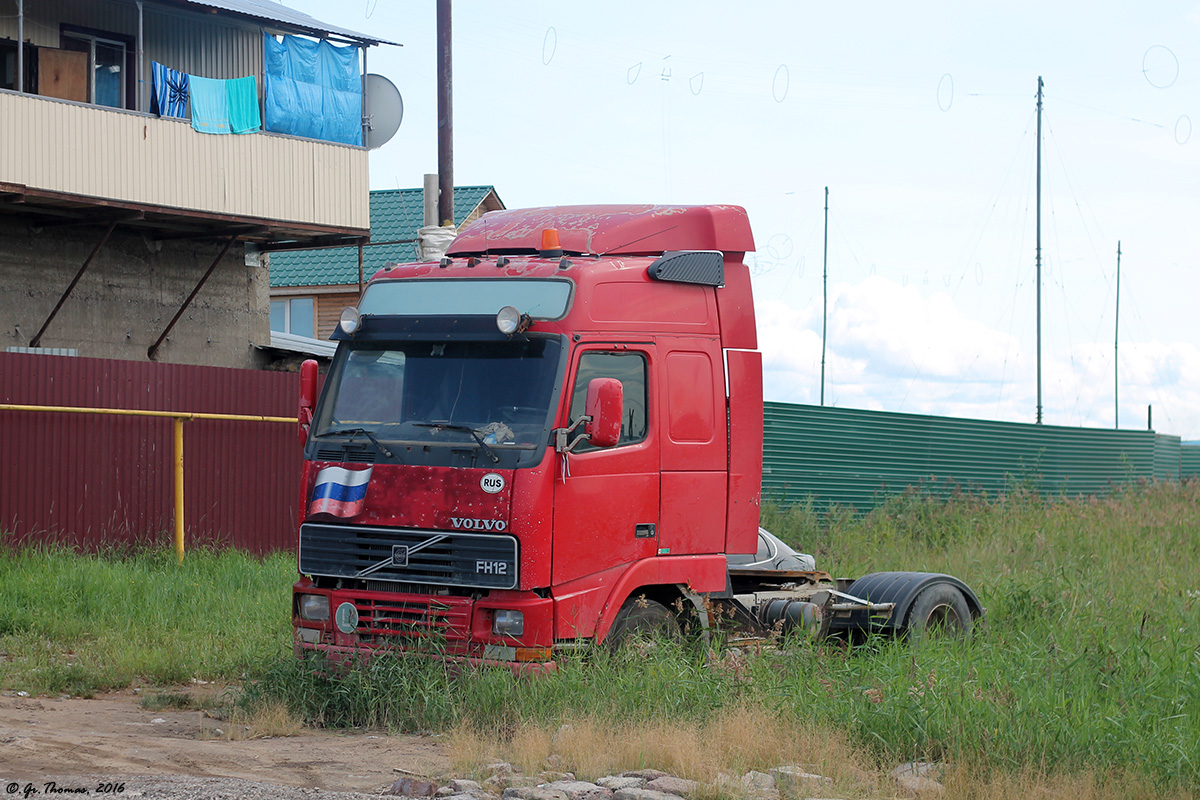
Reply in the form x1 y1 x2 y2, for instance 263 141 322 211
552 344 659 588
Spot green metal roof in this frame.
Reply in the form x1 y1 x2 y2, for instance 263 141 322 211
269 186 499 288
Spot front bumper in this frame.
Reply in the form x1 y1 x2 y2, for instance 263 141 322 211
292 581 554 669
294 639 556 675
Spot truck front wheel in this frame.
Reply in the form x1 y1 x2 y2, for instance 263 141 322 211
605 596 680 650
904 584 972 641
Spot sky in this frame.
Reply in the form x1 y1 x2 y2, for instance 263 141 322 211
286 1 1200 439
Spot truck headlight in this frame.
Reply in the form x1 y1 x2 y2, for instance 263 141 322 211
492 609 524 637
298 594 330 622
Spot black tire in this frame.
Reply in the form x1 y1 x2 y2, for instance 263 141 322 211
605 597 681 651
904 584 972 641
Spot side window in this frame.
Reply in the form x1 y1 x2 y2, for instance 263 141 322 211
568 351 648 450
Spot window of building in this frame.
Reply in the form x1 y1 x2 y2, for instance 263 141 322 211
0 40 36 92
60 27 134 110
271 298 315 338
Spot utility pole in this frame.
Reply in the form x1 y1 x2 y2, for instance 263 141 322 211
436 0 454 227
1115 241 1121 429
1035 76 1044 425
820 186 829 406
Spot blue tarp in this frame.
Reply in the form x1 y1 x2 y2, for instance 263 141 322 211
264 34 362 146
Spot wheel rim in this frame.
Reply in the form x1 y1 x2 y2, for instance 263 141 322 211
925 602 963 631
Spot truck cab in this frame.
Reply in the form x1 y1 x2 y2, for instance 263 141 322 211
291 205 981 666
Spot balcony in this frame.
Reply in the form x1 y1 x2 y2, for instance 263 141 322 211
0 89 369 241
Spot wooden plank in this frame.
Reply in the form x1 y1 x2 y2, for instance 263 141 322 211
37 48 88 103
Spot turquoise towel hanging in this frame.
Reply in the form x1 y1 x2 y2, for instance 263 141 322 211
190 74 261 135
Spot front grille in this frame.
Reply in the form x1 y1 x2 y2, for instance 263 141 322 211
349 594 474 653
364 580 442 594
300 523 518 590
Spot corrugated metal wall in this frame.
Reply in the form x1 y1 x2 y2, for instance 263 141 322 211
0 0 267 108
1153 434 1182 482
763 402 1168 512
0 0 140 49
144 4 265 84
0 91 369 229
0 352 301 553
4 355 1191 552
1182 445 1200 479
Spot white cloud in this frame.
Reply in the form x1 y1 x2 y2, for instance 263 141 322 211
759 276 1200 438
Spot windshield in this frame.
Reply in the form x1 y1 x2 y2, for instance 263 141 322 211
310 336 563 467
359 279 572 319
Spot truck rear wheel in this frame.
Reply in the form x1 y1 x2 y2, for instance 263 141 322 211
606 597 680 650
904 583 972 641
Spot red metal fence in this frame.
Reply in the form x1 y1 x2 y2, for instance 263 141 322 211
0 352 302 554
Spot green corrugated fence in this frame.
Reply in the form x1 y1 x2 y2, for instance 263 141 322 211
762 402 1194 513
1154 435 1183 481
1183 444 1200 479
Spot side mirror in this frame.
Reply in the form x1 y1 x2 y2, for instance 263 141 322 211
585 378 623 448
298 359 318 445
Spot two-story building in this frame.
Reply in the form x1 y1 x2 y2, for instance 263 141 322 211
268 185 504 341
0 0 392 368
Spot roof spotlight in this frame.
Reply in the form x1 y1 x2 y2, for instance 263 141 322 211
339 306 362 335
496 306 530 335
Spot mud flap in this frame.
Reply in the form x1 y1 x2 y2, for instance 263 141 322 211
825 571 983 635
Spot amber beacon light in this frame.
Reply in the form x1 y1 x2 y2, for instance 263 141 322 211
539 228 564 258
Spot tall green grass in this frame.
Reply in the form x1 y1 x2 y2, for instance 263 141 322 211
0 544 295 695
243 482 1200 789
3 482 1198 790
759 481 1200 782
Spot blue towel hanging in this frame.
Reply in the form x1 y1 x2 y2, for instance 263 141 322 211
151 61 189 119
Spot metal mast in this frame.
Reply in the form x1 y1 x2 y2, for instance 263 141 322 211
1035 76 1044 425
1115 241 1121 428
821 186 829 406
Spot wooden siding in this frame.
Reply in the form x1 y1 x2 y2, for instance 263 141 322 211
0 90 369 231
316 291 363 339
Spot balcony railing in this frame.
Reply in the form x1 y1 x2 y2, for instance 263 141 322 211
0 89 369 233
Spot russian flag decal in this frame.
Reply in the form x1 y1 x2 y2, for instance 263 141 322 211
309 466 373 518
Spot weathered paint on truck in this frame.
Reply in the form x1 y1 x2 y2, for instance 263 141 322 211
291 204 981 666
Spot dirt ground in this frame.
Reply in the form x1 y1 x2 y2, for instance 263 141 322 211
0 688 450 797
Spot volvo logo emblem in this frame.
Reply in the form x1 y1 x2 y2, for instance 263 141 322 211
450 517 508 531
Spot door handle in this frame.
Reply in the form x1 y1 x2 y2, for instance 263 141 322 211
635 523 656 539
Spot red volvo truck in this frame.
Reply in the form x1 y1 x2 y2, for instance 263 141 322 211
291 205 982 667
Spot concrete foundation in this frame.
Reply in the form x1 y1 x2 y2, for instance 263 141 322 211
0 216 271 369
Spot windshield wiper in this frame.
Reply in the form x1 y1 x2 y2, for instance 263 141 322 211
411 422 500 463
317 426 395 460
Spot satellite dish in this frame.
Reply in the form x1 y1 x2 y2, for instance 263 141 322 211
364 73 403 150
